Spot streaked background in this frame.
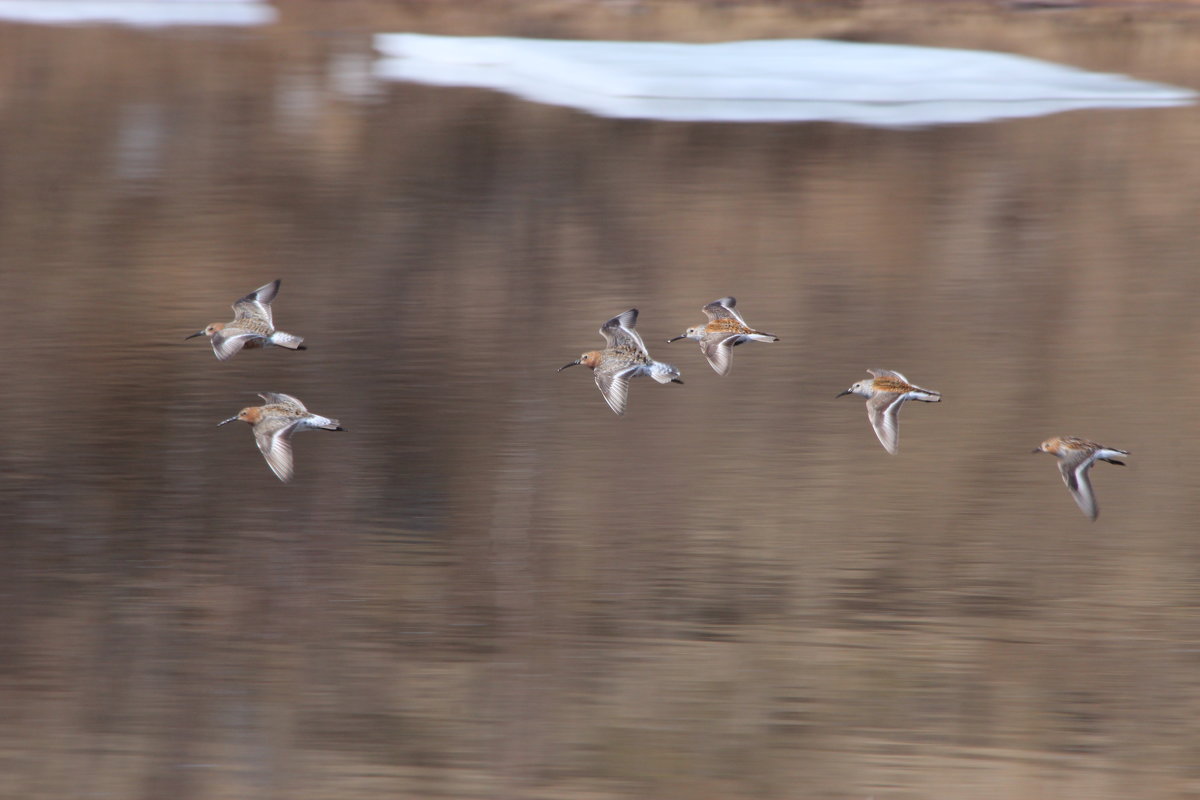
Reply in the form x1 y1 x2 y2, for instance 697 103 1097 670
3 3 1200 798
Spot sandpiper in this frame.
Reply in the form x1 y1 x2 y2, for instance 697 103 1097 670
558 308 682 415
668 296 779 375
1033 436 1129 520
219 392 344 482
187 279 306 361
837 369 941 454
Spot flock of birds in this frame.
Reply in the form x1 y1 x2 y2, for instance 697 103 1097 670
188 279 344 483
190 281 1129 520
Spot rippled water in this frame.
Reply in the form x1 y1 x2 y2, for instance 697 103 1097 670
4 7 1200 799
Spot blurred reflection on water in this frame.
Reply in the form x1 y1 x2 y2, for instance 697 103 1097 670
3 7 1200 800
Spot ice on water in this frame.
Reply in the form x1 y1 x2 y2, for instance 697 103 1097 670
0 0 276 28
374 34 1196 127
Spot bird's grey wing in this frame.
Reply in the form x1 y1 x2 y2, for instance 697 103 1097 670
211 328 263 361
866 393 905 454
868 368 909 383
257 392 307 412
700 335 739 376
702 296 746 324
1059 452 1099 519
254 417 300 482
594 366 635 416
599 309 647 355
232 279 280 326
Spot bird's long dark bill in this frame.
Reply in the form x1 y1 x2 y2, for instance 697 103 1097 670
835 389 853 398
1030 448 1042 454
185 330 206 340
557 361 580 372
217 416 239 426
667 335 687 342
671 378 684 384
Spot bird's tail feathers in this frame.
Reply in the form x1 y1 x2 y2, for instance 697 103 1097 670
649 362 682 384
271 331 305 350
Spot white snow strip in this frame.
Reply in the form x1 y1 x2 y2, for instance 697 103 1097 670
0 0 276 28
373 34 1196 127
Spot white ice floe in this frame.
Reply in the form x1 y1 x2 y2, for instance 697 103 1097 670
373 34 1196 127
0 0 276 28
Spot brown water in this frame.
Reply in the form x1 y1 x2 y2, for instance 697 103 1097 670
4 5 1200 799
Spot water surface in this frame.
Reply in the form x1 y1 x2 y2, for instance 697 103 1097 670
3 6 1200 799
